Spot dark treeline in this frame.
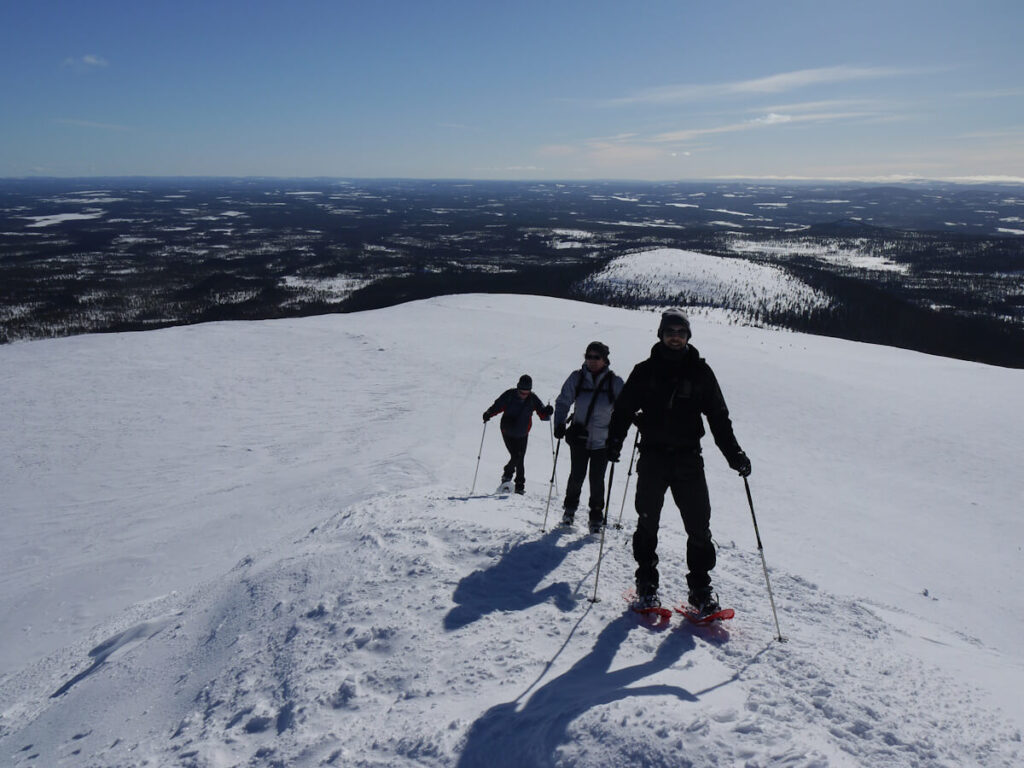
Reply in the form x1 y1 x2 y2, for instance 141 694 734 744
2 179 1022 366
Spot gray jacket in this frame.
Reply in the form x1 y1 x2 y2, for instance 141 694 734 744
553 366 624 450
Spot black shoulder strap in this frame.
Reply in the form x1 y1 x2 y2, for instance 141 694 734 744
573 367 585 400
605 370 616 404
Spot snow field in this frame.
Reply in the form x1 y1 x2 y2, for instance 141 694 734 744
1 289 1022 766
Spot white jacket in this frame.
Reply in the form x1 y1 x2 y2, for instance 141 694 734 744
553 366 624 450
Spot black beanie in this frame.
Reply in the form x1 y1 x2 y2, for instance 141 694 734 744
586 341 610 361
657 308 691 340
517 374 533 391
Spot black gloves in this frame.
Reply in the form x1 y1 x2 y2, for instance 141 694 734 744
482 411 490 422
553 421 566 440
606 439 623 463
730 450 752 477
542 404 554 418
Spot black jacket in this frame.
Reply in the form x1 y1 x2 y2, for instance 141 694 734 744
608 343 743 463
485 389 551 438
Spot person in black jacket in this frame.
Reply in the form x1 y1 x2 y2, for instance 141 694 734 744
483 374 553 494
607 309 751 616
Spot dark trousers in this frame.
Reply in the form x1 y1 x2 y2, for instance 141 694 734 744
501 433 528 488
632 449 715 596
563 442 609 524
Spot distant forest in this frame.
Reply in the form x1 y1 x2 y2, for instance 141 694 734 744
1 178 1022 367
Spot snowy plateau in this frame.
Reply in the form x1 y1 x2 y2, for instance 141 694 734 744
1 284 1023 767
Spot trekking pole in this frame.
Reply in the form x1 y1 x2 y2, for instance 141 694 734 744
548 415 559 494
541 439 561 532
614 431 640 529
743 477 786 642
470 421 487 495
588 462 616 603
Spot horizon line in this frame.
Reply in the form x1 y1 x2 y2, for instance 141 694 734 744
3 173 1024 186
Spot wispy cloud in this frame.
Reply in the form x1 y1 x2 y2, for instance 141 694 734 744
603 66 933 107
63 54 109 70
748 98 885 114
540 105 887 170
650 110 873 143
55 118 131 132
957 127 1024 140
954 87 1024 100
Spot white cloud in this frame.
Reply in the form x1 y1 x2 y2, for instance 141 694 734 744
954 88 1024 100
958 127 1024 140
750 98 883 114
603 65 931 107
651 111 870 143
55 118 131 132
751 113 793 125
64 54 109 69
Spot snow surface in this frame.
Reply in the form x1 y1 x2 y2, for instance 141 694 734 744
727 239 908 274
580 248 832 318
21 212 105 227
1 292 1023 767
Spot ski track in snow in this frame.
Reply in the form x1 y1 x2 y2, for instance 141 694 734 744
2 487 1019 767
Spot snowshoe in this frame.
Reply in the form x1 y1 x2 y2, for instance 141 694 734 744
678 589 734 624
687 589 720 618
632 592 661 610
623 589 672 621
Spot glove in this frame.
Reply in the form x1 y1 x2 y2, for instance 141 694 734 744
482 411 490 423
606 439 623 463
730 451 752 477
553 421 566 440
542 404 554 418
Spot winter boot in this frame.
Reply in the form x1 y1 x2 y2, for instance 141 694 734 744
631 590 661 611
560 508 576 527
687 588 720 617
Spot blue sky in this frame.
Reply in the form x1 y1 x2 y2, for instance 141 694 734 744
2 0 1022 180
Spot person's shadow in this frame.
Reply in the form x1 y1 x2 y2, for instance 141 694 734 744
455 613 699 767
444 530 588 630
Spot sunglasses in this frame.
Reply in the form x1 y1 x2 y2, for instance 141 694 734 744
662 327 689 337
584 354 604 360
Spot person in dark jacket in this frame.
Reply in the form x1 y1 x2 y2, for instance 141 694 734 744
483 374 553 494
552 341 624 532
607 309 751 616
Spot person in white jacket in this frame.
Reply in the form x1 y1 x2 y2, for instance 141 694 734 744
552 342 624 532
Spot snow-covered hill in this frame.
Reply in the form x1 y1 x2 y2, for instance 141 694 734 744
577 248 832 327
1 293 1022 767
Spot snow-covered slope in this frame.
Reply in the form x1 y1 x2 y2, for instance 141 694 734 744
577 247 832 323
1 293 1022 767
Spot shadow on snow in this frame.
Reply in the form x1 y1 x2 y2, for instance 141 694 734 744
456 613 700 767
444 530 589 631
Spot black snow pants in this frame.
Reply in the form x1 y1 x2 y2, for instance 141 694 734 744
563 441 609 525
632 448 715 596
501 433 529 490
